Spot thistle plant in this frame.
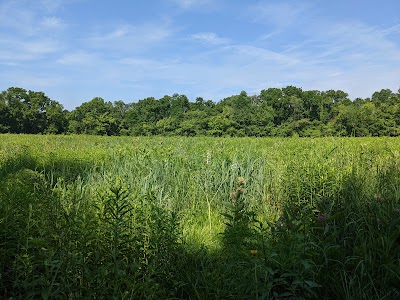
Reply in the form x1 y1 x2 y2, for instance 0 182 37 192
222 177 257 253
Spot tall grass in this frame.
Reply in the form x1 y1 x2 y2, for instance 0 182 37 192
0 135 399 299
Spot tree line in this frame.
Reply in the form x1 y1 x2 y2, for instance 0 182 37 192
1 86 400 137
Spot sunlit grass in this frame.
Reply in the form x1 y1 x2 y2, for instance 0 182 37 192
1 134 399 299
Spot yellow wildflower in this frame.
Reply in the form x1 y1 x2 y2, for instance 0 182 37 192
249 249 258 255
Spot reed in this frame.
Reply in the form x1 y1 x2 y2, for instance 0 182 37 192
0 135 399 299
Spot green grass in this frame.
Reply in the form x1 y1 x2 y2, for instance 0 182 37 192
1 134 399 299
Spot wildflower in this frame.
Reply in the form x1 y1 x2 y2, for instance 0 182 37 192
206 150 212 165
249 249 258 255
238 177 245 185
231 162 239 173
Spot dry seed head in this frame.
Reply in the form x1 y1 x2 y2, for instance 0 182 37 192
237 186 245 193
230 191 238 200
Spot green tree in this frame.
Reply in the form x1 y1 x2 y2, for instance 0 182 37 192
22 91 50 133
324 89 349 104
44 101 67 134
2 87 28 133
112 100 131 135
155 117 179 135
169 94 190 119
176 110 209 136
0 93 10 132
302 90 322 121
372 89 394 106
124 97 163 135
0 87 67 134
208 107 237 136
287 95 304 121
68 97 118 135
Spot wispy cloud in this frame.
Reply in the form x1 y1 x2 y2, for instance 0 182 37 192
290 20 400 68
41 16 66 30
56 51 97 65
0 0 68 34
267 19 400 97
249 1 311 28
231 45 299 66
381 23 400 35
84 23 174 53
39 0 65 13
0 38 62 63
0 0 69 65
1 0 399 110
192 32 230 45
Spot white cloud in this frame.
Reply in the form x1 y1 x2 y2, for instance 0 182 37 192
48 16 400 105
296 21 400 69
41 16 66 29
0 38 62 63
84 23 173 53
231 45 299 66
0 0 69 34
382 23 400 35
25 40 62 55
192 32 230 45
0 0 69 66
270 19 400 96
56 51 96 65
98 42 305 101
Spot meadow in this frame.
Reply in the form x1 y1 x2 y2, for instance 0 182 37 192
0 134 399 299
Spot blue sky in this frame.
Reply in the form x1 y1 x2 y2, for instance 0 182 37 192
1 0 399 110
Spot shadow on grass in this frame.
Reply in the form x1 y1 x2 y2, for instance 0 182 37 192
0 163 399 299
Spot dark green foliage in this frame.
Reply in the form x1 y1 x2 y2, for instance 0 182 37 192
0 87 67 134
66 97 119 135
0 169 63 299
273 153 400 299
0 155 181 299
1 85 400 136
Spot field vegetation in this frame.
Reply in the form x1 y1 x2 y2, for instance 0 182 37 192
0 134 399 299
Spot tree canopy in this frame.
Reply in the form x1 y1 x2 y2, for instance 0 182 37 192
1 86 399 137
